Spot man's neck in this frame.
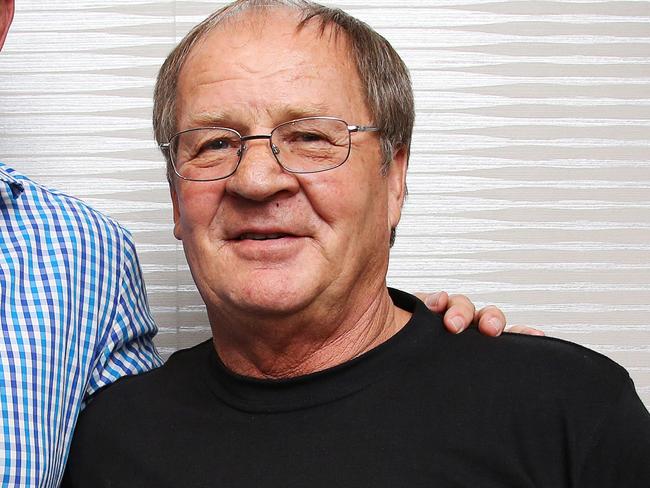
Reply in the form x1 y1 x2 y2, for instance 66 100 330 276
209 287 412 379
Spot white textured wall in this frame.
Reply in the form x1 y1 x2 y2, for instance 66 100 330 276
0 1 648 408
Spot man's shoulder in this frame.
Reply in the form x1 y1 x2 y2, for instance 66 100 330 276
392 289 631 396
0 162 126 227
456 326 626 375
488 329 624 380
410 300 632 403
0 162 128 236
82 340 213 420
400 301 631 406
66 341 213 479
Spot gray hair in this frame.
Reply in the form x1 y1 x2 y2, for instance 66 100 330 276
153 0 415 184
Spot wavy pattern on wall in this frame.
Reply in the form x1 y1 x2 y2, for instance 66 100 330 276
0 0 648 407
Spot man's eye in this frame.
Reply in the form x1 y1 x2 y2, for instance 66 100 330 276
292 131 331 144
203 138 232 151
299 132 323 141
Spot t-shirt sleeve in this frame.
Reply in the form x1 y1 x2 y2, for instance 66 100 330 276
83 228 162 403
576 375 650 487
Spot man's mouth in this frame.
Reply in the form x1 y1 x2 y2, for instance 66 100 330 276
237 233 292 241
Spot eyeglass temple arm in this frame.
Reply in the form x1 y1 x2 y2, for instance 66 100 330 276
348 125 379 133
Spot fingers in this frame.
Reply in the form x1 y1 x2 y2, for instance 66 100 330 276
418 291 544 337
475 305 507 337
417 291 449 314
505 325 545 336
442 294 475 334
419 291 473 333
475 307 545 337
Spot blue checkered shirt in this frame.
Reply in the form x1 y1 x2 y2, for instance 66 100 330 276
0 163 162 487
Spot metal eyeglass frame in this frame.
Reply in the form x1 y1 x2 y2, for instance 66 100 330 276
159 116 380 182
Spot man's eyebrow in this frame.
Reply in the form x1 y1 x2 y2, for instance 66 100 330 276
188 111 232 128
279 104 334 121
186 104 339 131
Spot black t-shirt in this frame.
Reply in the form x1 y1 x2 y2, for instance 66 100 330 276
64 289 650 487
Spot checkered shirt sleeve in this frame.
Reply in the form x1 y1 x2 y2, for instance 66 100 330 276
0 163 162 487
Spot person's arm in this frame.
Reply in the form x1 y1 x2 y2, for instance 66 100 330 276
84 228 162 403
417 291 545 337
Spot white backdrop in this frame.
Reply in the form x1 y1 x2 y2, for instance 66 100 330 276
0 0 648 408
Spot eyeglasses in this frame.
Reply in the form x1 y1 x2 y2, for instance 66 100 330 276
160 116 379 182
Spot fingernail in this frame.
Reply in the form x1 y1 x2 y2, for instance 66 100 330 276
450 316 464 333
424 292 441 308
488 317 503 336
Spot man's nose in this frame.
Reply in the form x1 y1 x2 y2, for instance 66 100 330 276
224 138 300 201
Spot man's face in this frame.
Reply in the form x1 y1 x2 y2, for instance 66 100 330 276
171 11 406 320
0 0 15 50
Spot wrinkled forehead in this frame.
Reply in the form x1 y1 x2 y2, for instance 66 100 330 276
175 7 367 127
206 5 349 48
179 7 358 89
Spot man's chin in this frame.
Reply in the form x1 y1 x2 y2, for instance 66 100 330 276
230 295 313 321
219 275 320 319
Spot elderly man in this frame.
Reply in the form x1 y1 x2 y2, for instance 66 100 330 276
64 1 650 486
0 1 515 485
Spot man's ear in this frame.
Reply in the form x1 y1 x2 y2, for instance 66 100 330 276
386 145 408 232
0 0 15 51
170 184 183 241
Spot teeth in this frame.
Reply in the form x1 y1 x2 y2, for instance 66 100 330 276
239 233 287 241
